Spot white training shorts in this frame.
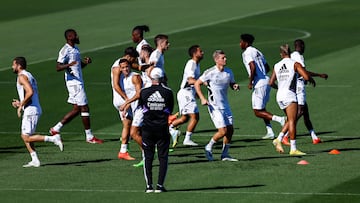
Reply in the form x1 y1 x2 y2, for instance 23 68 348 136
277 93 297 110
296 80 306 106
21 114 40 135
66 84 88 106
252 85 270 110
131 106 143 127
113 98 133 121
177 88 199 115
117 108 133 121
208 105 233 129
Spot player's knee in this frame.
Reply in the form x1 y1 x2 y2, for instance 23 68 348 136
21 134 30 142
218 128 227 136
254 109 265 117
180 115 189 123
190 113 199 122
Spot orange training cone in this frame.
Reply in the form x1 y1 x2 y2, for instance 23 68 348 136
297 160 309 165
329 149 341 155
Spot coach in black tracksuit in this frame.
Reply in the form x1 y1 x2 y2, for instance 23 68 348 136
139 67 174 193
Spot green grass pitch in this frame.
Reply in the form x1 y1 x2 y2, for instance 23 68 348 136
0 0 359 202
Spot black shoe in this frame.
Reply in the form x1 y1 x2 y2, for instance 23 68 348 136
145 185 154 193
155 184 167 193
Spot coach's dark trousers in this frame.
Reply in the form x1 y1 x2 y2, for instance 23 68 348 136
142 128 170 187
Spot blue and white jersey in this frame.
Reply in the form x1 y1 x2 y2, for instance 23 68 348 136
149 49 165 72
242 46 269 88
17 70 42 116
198 66 235 110
57 43 84 85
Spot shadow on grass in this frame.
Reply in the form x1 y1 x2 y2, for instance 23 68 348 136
297 131 336 137
194 127 240 134
321 137 360 143
170 184 265 192
0 146 24 153
43 158 113 166
243 154 314 161
311 147 360 154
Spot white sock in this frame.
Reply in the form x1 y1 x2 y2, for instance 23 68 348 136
184 131 192 141
120 144 128 153
205 138 216 151
85 129 93 140
310 130 318 140
30 151 39 162
272 115 283 123
266 125 274 134
277 132 285 142
290 140 296 151
169 126 175 134
44 136 55 143
53 122 63 132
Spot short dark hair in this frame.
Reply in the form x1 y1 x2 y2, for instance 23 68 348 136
132 25 150 38
119 58 130 65
188 45 200 57
154 34 168 46
64 29 76 39
141 44 154 54
13 57 27 69
124 47 139 58
294 39 305 47
240 34 255 45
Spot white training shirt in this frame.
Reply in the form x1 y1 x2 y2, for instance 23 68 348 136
121 71 139 113
111 65 140 112
290 51 305 67
291 51 306 90
57 43 83 86
141 71 152 88
242 46 269 88
149 49 165 72
180 59 200 89
136 39 149 66
17 70 42 116
136 39 149 54
198 66 235 110
273 58 298 101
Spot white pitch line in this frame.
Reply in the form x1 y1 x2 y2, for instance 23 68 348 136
0 188 359 196
0 5 306 72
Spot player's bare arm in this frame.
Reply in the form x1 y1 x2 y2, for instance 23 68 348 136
269 69 278 89
112 67 128 100
81 56 92 68
16 75 33 118
194 79 208 106
56 61 77 72
248 61 256 90
295 62 316 87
